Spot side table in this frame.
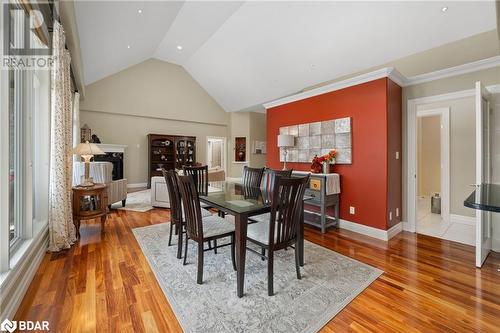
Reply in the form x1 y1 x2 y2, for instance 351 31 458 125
72 183 108 237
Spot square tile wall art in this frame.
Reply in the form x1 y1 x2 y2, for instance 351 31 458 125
279 117 352 164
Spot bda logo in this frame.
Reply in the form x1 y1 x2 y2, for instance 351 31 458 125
0 319 17 333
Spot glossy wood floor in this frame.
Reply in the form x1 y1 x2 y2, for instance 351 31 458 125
15 208 500 332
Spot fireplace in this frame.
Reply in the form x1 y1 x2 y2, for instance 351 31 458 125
94 152 123 180
93 144 127 180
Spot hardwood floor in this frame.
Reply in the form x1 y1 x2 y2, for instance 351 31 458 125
15 208 500 332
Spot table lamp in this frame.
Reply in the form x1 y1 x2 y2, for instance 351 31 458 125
277 134 295 170
73 141 105 187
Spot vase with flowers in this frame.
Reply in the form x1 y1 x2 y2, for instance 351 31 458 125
310 149 337 174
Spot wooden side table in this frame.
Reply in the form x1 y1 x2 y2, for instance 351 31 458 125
72 183 108 237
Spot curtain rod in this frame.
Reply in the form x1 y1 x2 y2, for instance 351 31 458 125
49 0 79 93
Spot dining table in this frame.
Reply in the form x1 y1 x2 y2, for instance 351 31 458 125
200 181 306 298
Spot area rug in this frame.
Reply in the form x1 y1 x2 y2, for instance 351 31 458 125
113 189 153 212
132 223 383 333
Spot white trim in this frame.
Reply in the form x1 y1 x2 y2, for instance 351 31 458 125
225 177 242 182
450 214 476 226
0 225 48 321
406 89 476 233
232 161 249 164
127 182 147 189
263 56 500 110
416 107 451 226
206 136 227 173
486 84 500 94
339 219 402 241
95 143 127 153
387 222 404 240
406 56 500 86
0 1 9 272
263 67 404 109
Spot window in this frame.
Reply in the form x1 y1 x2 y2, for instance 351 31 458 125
3 2 51 265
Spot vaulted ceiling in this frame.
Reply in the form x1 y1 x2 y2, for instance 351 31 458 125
75 1 497 112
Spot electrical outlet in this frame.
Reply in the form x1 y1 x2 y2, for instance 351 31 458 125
349 206 355 214
396 208 399 217
395 151 399 160
389 211 393 221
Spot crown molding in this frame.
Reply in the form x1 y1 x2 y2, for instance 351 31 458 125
263 67 404 109
405 55 500 86
263 56 500 110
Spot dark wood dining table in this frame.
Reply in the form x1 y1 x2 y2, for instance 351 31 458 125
199 181 306 298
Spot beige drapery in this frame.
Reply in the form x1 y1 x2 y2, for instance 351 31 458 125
48 20 76 252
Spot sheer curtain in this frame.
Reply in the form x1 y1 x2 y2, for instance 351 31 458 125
48 21 76 251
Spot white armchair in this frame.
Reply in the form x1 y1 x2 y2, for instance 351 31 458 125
73 161 128 207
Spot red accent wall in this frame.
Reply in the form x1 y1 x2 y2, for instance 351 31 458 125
266 78 402 231
386 79 403 228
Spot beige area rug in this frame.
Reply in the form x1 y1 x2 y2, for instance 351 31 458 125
112 189 153 212
133 222 383 333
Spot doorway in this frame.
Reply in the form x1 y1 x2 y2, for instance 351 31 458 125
416 108 450 238
206 137 226 172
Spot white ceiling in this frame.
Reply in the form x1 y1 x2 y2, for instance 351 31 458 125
75 1 497 112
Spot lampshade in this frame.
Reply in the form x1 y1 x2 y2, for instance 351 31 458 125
277 134 295 148
73 141 105 156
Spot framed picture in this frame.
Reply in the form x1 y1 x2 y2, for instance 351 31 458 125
80 124 91 143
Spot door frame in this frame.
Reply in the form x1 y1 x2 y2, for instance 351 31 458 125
407 89 473 232
406 85 498 232
206 136 227 172
415 107 450 228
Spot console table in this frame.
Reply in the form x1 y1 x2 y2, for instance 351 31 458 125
292 171 340 233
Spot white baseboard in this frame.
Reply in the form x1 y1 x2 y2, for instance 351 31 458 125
225 177 242 182
339 219 402 241
450 214 476 226
0 225 48 321
387 222 404 240
127 182 147 189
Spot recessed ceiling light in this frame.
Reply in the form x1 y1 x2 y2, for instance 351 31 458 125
176 45 183 50
138 9 142 13
127 45 131 49
441 6 448 12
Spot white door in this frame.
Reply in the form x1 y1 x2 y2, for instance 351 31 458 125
475 81 492 267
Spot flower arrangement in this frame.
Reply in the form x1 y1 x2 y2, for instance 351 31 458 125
323 149 337 163
310 150 337 173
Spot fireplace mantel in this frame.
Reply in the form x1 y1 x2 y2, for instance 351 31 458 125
95 144 127 153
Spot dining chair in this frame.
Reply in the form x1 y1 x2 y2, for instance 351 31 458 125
246 174 310 296
162 169 213 259
177 174 237 284
183 165 209 195
249 168 293 224
183 164 225 247
242 166 265 188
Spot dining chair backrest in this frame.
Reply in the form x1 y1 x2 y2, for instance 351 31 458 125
269 175 310 247
177 174 204 242
162 169 182 225
242 166 265 188
261 168 293 193
183 165 209 196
